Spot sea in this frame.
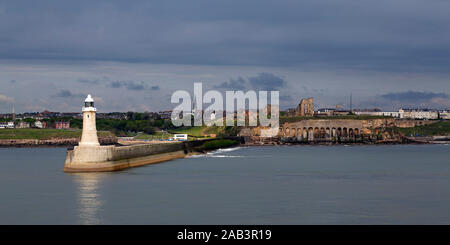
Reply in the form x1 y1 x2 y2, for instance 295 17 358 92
0 144 449 224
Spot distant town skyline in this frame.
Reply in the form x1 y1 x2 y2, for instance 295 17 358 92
1 0 450 113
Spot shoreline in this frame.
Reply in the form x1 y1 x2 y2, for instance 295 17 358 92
0 137 117 148
0 140 444 148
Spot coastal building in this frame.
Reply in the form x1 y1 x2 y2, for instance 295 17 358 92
399 109 438 120
16 121 30 128
333 110 352 116
79 94 100 147
354 110 400 118
316 108 336 116
295 98 314 116
34 120 47 128
54 121 70 129
0 122 14 129
439 110 450 120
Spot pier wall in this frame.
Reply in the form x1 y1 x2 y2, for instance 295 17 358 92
64 138 239 172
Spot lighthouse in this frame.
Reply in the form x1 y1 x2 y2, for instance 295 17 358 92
79 94 100 147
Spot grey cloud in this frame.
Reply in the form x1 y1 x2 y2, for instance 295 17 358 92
55 89 84 98
248 73 286 91
214 77 247 90
109 81 159 91
9 80 16 83
1 0 450 72
77 78 99 84
381 91 448 103
109 81 144 90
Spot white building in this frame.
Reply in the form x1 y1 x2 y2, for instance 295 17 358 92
354 111 400 118
439 111 450 120
16 121 30 128
34 120 45 128
0 122 14 129
398 109 439 120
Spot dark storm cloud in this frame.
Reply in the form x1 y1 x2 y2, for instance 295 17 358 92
248 73 286 91
109 81 159 91
55 89 84 98
1 0 450 72
77 78 99 84
214 73 285 91
214 77 247 90
381 91 448 103
110 81 144 90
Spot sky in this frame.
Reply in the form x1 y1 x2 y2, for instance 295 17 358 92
0 0 450 113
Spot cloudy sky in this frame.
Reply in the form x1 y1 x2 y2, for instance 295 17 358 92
1 0 449 113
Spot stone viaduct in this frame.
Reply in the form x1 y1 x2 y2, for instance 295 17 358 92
281 119 364 141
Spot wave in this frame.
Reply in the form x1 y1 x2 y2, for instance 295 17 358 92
212 147 242 153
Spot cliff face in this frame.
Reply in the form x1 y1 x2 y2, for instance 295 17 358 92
240 118 441 144
0 137 117 147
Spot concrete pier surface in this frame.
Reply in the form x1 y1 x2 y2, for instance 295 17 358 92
64 140 206 172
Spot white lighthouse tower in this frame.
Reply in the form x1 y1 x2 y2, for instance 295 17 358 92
79 94 100 147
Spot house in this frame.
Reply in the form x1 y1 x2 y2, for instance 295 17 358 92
0 122 14 129
54 121 70 129
34 120 47 129
316 108 336 116
16 121 30 128
439 110 450 120
399 109 438 120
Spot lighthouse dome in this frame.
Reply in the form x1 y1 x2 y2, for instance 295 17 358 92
85 94 94 103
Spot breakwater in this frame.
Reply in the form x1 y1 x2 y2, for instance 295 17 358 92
64 137 242 172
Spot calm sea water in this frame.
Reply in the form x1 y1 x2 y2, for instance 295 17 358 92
0 145 450 224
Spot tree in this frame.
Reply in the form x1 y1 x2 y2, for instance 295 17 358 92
143 126 155 135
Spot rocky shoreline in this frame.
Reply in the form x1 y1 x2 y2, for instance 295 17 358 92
0 137 117 147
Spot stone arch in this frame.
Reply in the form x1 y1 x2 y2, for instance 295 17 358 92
285 128 290 137
314 127 320 139
291 128 296 137
354 128 359 136
320 127 326 138
331 127 336 137
349 128 354 138
297 128 303 139
343 127 348 137
337 127 342 137
303 127 308 139
326 127 331 138
308 127 314 140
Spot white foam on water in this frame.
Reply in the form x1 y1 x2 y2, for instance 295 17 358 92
186 147 244 158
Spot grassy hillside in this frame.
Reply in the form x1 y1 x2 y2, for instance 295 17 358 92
134 131 172 140
0 129 114 140
197 139 239 151
170 126 240 138
396 121 450 136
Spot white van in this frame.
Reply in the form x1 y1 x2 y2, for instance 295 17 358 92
173 134 188 141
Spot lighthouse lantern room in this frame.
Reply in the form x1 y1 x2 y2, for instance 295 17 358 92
79 94 100 147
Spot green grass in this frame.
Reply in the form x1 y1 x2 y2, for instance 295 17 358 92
396 121 450 136
0 128 114 140
198 139 239 151
134 131 172 140
170 125 240 138
170 126 208 137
